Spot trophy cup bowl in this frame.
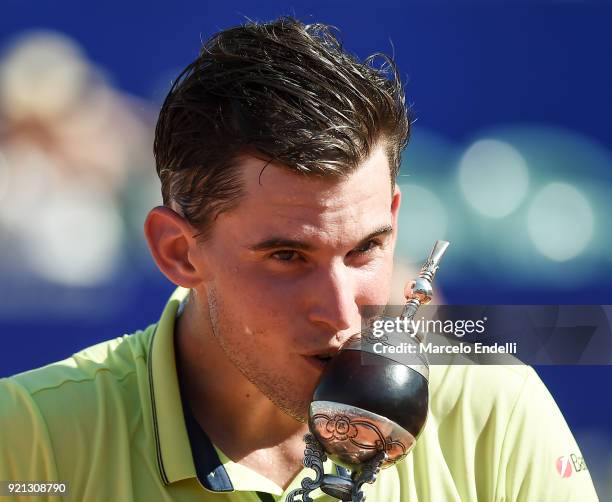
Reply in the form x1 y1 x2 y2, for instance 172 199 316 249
309 333 429 471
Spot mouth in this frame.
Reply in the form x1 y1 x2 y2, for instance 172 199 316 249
303 352 337 371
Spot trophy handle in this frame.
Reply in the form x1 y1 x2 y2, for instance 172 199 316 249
349 450 388 502
286 435 387 502
286 434 328 502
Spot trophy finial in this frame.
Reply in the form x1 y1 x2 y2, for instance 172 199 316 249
402 240 449 321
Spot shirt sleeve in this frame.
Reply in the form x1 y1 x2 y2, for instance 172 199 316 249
0 378 61 498
496 367 599 502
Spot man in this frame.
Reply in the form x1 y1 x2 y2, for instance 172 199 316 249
0 17 598 501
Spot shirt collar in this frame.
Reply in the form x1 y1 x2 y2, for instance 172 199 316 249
147 287 348 496
147 286 195 485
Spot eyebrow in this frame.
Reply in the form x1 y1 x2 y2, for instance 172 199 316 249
247 224 393 252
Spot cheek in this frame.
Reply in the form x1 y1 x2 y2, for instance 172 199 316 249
208 246 294 296
224 267 299 311
357 256 395 305
209 262 299 333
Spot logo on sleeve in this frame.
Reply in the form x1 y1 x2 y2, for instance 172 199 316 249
556 454 588 478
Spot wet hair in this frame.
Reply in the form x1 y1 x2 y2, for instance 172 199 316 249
154 16 410 239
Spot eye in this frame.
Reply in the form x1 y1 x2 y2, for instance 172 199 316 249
270 250 302 262
352 239 382 255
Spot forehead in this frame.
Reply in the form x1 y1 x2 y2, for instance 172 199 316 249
215 145 393 242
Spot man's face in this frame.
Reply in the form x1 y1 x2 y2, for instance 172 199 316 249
192 145 401 421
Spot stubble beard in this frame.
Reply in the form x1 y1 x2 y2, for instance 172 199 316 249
206 287 310 423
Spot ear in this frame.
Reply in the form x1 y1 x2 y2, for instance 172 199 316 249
144 206 203 288
390 185 402 246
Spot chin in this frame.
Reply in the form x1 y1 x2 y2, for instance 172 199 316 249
284 397 312 423
290 411 309 424
269 391 311 423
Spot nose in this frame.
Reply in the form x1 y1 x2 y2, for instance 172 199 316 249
306 260 357 335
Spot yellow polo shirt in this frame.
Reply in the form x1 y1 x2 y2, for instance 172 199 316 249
0 288 598 501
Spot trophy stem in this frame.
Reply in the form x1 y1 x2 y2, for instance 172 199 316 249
286 434 328 502
402 239 450 332
349 451 388 502
286 435 388 502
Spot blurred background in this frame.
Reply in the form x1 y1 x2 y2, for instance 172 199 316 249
1 0 611 498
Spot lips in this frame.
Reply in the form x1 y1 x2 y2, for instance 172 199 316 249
302 349 339 371
304 355 330 371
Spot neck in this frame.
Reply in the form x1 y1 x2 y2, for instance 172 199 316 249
174 291 308 465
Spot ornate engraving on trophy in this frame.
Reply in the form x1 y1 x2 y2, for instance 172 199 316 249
311 411 411 465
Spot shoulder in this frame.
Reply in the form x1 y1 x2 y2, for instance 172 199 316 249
429 363 534 423
427 362 570 451
5 324 154 401
0 325 156 473
422 363 598 501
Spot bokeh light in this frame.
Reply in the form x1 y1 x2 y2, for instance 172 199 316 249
21 185 123 286
0 31 90 121
0 30 156 288
527 182 595 262
458 139 529 219
396 183 448 260
0 151 8 202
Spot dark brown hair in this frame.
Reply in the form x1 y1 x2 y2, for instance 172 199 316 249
154 16 410 239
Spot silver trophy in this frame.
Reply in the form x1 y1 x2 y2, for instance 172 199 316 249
287 240 450 502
